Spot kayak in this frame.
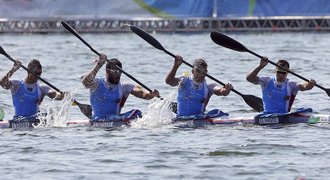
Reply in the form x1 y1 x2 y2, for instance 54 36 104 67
1 108 329 129
0 119 137 129
0 109 142 129
173 112 330 127
172 108 330 127
67 118 136 128
1 113 329 129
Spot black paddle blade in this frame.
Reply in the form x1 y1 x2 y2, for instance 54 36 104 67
326 88 330 97
61 21 76 35
0 45 10 59
210 32 248 52
129 25 166 51
73 100 92 119
242 94 264 112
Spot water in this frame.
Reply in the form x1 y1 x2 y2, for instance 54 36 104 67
0 32 330 179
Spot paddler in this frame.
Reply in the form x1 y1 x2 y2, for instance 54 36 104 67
165 55 232 117
82 54 159 121
246 57 316 113
0 59 65 121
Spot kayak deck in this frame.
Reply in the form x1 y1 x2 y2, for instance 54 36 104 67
1 112 329 129
175 113 330 126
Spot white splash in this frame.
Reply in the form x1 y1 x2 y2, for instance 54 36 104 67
132 93 176 128
35 90 78 128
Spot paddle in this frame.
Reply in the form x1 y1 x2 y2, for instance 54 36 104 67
128 25 264 112
0 45 92 118
210 31 330 97
61 21 178 113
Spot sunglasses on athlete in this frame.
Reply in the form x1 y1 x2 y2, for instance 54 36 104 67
106 68 122 74
33 71 42 76
276 71 287 75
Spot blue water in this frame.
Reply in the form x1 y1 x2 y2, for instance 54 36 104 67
0 32 330 179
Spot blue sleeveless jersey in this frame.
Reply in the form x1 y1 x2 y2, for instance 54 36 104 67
12 81 39 118
262 77 291 113
90 78 123 120
177 77 208 116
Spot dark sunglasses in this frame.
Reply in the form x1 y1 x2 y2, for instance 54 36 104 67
106 69 122 74
194 68 206 75
276 71 287 75
33 71 42 75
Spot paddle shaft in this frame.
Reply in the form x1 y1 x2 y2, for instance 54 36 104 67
163 49 244 96
210 31 329 96
0 45 94 118
246 49 326 91
2 51 61 93
128 25 263 111
62 22 182 114
61 21 154 94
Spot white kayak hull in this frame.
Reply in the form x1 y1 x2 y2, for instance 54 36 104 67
1 112 330 129
174 113 330 126
0 119 136 129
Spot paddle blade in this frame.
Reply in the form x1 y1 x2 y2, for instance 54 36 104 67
326 88 330 97
129 25 166 51
72 100 92 119
242 94 264 112
210 32 248 52
0 45 10 59
61 21 77 35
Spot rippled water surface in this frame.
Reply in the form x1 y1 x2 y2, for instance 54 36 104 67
0 32 330 179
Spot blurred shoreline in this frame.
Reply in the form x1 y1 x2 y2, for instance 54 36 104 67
1 16 330 33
